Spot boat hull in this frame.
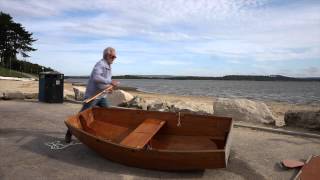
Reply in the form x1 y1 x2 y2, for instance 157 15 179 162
65 107 233 170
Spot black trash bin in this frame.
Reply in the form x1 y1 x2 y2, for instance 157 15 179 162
39 71 64 103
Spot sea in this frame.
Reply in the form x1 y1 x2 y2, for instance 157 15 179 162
65 78 320 105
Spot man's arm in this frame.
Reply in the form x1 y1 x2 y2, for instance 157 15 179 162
91 63 119 90
92 64 112 85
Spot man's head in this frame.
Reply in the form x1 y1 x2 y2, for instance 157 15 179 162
103 47 116 65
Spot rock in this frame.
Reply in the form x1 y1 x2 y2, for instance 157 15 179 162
3 91 25 100
108 90 134 106
167 100 213 115
24 93 38 99
73 86 85 101
285 110 320 130
122 96 148 110
124 96 213 115
0 91 3 99
275 118 286 127
64 90 75 99
213 98 276 124
72 87 134 106
146 99 169 112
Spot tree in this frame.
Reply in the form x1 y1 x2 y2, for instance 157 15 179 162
0 12 36 68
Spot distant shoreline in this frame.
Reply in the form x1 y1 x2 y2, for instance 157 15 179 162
65 75 320 82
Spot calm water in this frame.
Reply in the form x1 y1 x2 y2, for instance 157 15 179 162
66 78 320 105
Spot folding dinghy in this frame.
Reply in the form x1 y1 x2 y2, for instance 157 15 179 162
65 107 233 170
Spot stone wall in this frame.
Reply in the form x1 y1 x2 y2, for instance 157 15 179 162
285 110 320 130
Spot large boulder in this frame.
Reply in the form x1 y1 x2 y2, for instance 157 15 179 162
3 91 25 100
285 110 320 130
108 90 134 106
73 86 85 101
213 98 276 124
124 98 170 111
123 96 213 115
72 87 134 106
145 99 169 111
167 100 213 115
121 96 148 110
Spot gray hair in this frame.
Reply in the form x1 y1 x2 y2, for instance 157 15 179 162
103 47 116 58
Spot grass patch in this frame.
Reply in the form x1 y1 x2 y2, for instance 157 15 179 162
0 66 29 78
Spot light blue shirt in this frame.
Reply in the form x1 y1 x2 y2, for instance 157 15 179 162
84 59 112 99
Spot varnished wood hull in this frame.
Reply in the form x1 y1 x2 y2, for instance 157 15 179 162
65 107 233 170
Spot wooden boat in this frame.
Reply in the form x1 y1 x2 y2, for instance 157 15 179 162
65 107 233 170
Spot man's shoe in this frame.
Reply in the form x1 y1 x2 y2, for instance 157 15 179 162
65 131 72 144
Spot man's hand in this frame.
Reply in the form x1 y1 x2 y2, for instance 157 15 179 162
103 84 113 93
111 80 120 87
107 88 113 93
102 81 119 94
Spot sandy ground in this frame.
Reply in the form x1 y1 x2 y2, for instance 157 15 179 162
1 79 319 124
0 79 74 95
0 100 319 180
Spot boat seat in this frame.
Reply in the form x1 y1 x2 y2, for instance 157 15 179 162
120 118 166 149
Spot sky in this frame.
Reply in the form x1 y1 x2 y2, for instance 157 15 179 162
1 0 320 77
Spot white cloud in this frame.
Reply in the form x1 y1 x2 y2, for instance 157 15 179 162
1 0 319 76
116 59 136 65
151 60 191 66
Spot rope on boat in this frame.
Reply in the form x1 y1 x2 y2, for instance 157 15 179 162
45 140 82 150
177 112 181 127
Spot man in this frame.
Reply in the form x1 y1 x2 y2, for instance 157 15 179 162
65 47 119 143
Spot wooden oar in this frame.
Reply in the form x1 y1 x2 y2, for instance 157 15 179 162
83 85 114 104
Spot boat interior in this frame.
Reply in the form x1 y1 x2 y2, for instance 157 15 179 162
67 107 233 151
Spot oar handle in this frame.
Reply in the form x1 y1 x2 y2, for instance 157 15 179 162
83 85 114 104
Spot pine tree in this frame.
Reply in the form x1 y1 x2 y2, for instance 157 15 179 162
0 12 36 68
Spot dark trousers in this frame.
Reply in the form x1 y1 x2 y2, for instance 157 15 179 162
65 98 110 141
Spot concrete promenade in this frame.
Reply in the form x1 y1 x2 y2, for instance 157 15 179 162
1 100 319 179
